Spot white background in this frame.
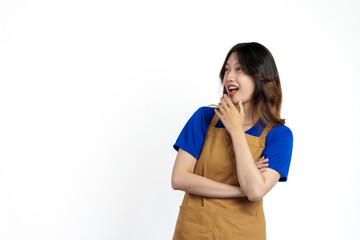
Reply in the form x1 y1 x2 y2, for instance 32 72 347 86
1 0 359 239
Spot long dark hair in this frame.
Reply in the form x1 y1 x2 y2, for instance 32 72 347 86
219 42 285 126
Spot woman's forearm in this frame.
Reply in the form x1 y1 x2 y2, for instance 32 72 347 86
173 172 246 198
231 130 265 200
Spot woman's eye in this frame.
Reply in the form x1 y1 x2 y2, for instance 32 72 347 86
225 67 241 72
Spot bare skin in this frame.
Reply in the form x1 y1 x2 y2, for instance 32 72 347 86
215 94 280 201
171 149 269 198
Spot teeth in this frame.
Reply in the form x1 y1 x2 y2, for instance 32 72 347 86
229 86 238 90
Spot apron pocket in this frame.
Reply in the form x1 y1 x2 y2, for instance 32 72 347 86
173 205 215 239
214 208 266 240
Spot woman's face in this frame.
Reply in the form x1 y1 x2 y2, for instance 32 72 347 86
223 52 255 108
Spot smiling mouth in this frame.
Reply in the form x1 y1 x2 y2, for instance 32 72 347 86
228 86 239 96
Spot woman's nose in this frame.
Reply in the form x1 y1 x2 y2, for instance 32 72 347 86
226 70 236 82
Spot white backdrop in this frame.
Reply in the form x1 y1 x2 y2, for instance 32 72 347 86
1 0 359 239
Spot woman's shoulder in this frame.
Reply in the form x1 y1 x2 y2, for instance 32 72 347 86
192 106 216 121
196 106 216 114
270 123 293 134
266 123 293 145
173 106 216 159
185 106 218 130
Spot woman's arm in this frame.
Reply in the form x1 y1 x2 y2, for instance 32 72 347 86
231 131 280 201
171 148 246 198
215 95 280 201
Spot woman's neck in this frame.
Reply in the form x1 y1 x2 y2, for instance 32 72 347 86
236 102 259 126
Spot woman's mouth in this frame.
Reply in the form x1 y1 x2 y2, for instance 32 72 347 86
228 85 239 96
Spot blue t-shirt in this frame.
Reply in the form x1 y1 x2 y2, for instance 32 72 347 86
173 106 293 182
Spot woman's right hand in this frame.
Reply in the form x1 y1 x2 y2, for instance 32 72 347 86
256 156 269 173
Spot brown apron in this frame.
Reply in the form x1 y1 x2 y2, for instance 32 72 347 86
173 114 273 240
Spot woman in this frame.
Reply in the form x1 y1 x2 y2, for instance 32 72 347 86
171 42 293 239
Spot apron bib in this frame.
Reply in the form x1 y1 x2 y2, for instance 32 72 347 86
173 114 273 240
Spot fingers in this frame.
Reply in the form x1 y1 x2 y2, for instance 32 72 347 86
259 168 268 173
223 95 236 110
256 156 269 164
218 101 225 113
214 108 224 120
256 156 269 170
214 108 221 118
220 97 229 111
215 97 228 117
256 162 269 169
218 95 235 111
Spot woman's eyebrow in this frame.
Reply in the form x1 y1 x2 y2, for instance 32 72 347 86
226 62 240 65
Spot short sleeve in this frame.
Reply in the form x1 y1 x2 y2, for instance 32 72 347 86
173 107 213 160
261 125 293 182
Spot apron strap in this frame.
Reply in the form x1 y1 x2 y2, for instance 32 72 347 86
259 123 273 141
210 112 220 127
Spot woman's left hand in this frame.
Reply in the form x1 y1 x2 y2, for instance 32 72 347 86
214 94 245 135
